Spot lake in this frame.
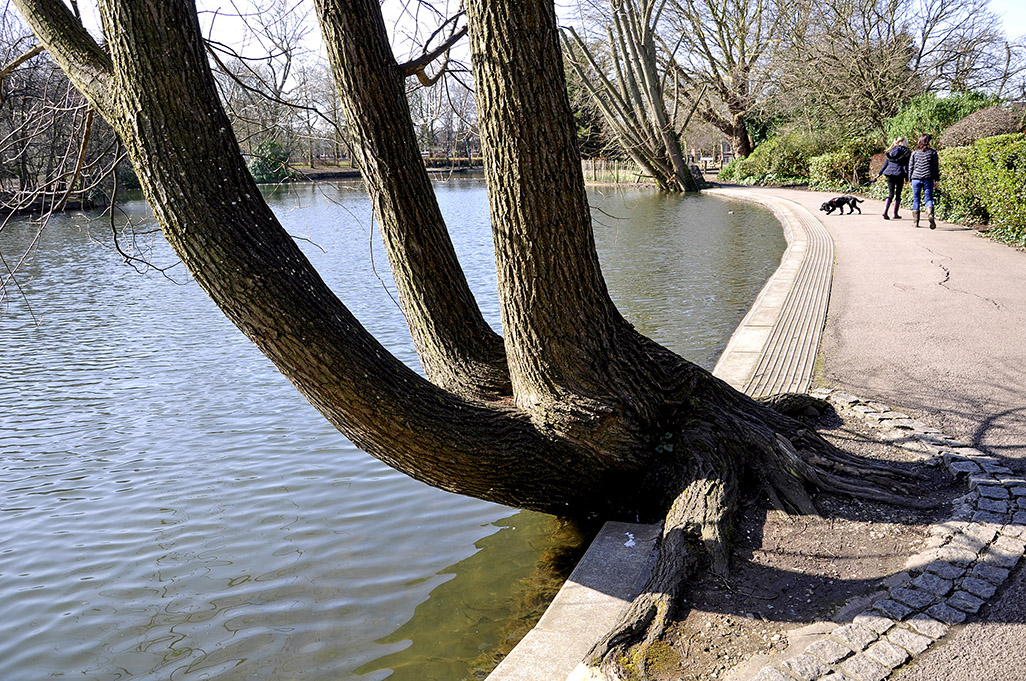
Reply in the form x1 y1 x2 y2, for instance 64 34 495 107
0 179 784 681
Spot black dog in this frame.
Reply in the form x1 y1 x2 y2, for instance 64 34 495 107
819 196 864 215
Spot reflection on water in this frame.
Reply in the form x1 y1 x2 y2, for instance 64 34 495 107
0 180 783 681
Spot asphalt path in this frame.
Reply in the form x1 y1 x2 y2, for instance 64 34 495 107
743 186 1026 681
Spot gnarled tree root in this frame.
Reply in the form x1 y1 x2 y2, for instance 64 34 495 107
581 387 935 681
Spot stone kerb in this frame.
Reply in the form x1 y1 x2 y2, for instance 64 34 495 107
748 388 1026 681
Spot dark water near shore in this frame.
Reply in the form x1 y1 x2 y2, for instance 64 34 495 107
0 180 784 681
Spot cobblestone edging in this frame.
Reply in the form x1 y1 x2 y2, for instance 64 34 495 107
752 388 1025 681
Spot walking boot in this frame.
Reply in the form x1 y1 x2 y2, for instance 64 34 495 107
883 198 891 219
913 210 920 227
893 199 902 219
928 206 936 229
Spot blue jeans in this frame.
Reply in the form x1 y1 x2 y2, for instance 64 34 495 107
911 179 934 210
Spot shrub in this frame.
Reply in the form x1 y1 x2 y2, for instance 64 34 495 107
885 92 998 147
808 138 881 191
940 104 1026 149
935 145 988 225
717 132 823 185
972 134 1026 241
248 140 296 184
923 133 1026 246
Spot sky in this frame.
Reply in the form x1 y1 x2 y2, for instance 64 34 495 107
989 0 1026 39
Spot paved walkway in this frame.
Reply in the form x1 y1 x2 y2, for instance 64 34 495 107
488 185 1026 681
742 186 1026 681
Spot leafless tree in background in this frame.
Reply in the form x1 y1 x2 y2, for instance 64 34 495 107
562 0 698 191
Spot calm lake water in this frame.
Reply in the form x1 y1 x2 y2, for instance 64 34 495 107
0 180 784 681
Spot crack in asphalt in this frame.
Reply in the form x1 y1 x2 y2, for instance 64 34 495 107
920 245 1003 309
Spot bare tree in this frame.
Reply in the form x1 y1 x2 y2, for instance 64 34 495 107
775 0 1026 139
662 0 788 159
562 0 698 191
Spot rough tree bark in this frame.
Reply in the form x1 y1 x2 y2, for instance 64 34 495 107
13 1 927 678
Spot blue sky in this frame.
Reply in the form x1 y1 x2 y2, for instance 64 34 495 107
990 0 1026 39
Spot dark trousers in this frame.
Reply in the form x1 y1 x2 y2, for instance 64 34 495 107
884 175 904 215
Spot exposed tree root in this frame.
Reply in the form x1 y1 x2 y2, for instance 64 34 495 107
582 386 936 680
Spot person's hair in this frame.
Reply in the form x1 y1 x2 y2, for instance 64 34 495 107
890 137 906 150
916 134 932 150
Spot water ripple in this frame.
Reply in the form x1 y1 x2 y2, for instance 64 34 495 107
0 182 784 681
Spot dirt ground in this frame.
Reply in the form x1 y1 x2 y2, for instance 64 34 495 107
646 404 961 681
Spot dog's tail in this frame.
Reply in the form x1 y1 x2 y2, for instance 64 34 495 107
854 197 864 203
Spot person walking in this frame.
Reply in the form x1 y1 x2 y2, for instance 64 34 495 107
875 137 911 220
907 133 941 229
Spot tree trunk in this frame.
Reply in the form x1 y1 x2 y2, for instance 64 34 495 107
314 0 510 400
15 1 929 677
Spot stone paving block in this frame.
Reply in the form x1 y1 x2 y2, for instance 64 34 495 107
781 653 830 681
977 485 1010 499
951 504 975 522
936 544 980 566
963 522 1000 543
983 537 1025 569
994 534 1026 554
852 405 879 415
948 460 981 476
830 391 860 406
752 666 792 681
926 602 967 625
822 674 856 681
872 599 913 621
980 457 1013 473
969 475 998 489
947 590 985 614
887 627 933 654
977 498 1010 514
962 575 999 599
972 511 1007 526
923 559 965 581
841 653 890 681
905 613 949 640
1018 497 1026 509
907 419 942 434
890 586 937 609
1002 516 1026 539
1010 485 1026 498
947 532 987 553
832 623 878 651
806 637 853 664
971 562 1010 585
910 571 952 595
865 639 910 669
853 612 895 635
928 520 964 537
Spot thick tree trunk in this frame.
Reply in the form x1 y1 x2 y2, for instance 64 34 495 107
16 3 929 677
466 0 702 457
314 0 511 400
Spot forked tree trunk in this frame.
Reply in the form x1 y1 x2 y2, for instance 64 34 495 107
15 1 927 679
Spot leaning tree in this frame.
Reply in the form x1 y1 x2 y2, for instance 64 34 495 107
12 0 925 677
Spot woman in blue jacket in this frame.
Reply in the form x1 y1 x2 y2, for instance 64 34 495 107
907 133 941 229
876 137 911 219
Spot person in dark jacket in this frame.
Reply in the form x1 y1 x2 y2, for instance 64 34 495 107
907 133 941 229
875 137 911 220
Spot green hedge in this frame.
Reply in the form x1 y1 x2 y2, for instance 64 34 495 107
934 133 1026 247
808 138 881 191
718 132 825 185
